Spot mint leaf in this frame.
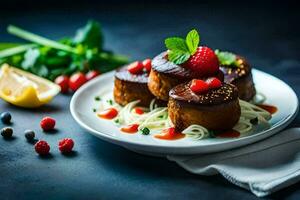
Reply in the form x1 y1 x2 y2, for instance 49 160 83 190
165 29 201 64
186 29 199 54
215 49 239 67
168 50 190 64
165 37 189 52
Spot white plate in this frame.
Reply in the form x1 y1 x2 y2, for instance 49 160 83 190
70 69 298 156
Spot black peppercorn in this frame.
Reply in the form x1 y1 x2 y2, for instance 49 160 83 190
24 130 35 141
1 112 12 124
1 127 13 138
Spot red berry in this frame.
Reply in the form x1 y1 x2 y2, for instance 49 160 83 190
69 72 87 91
86 70 100 81
58 138 74 153
55 75 69 93
142 59 152 72
184 46 219 77
35 140 50 155
40 117 56 131
190 79 209 94
206 77 222 89
127 61 144 74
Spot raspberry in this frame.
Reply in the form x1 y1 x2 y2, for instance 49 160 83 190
40 117 56 131
58 138 74 153
184 46 219 77
206 77 222 89
190 79 209 94
35 140 50 155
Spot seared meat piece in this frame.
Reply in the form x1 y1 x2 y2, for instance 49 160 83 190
168 81 241 131
148 52 224 102
113 66 155 107
220 56 256 101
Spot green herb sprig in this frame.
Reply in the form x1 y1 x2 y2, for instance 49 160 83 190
141 127 150 135
214 49 239 67
0 20 128 80
165 29 200 64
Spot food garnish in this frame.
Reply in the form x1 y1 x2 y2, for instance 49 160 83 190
97 108 118 119
214 130 241 138
35 140 50 155
40 117 56 132
165 29 219 76
1 112 12 124
134 107 144 115
190 77 222 94
69 72 87 92
257 104 277 114
58 138 74 153
0 127 13 138
190 79 209 94
127 61 144 74
0 64 60 108
55 75 70 93
142 59 152 72
94 96 101 101
215 49 239 67
86 70 100 80
140 127 150 135
0 20 128 80
106 99 113 105
24 130 35 141
120 124 139 134
154 127 185 140
206 77 222 89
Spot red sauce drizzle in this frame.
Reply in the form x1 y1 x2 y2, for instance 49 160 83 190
120 124 139 134
134 107 144 115
215 130 241 138
97 108 118 120
257 104 277 114
154 127 185 140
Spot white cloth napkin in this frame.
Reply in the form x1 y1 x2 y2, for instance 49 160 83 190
167 128 300 197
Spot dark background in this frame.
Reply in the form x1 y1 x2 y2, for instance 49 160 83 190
0 1 299 199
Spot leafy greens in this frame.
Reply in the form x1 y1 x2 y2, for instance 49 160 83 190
0 20 128 80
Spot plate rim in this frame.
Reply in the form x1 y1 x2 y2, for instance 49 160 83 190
70 69 299 153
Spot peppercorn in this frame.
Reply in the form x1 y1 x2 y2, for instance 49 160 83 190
24 130 35 141
1 112 12 124
1 127 13 138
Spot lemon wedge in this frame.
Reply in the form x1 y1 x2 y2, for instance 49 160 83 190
0 64 60 108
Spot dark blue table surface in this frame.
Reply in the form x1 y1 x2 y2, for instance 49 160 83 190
0 1 300 199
